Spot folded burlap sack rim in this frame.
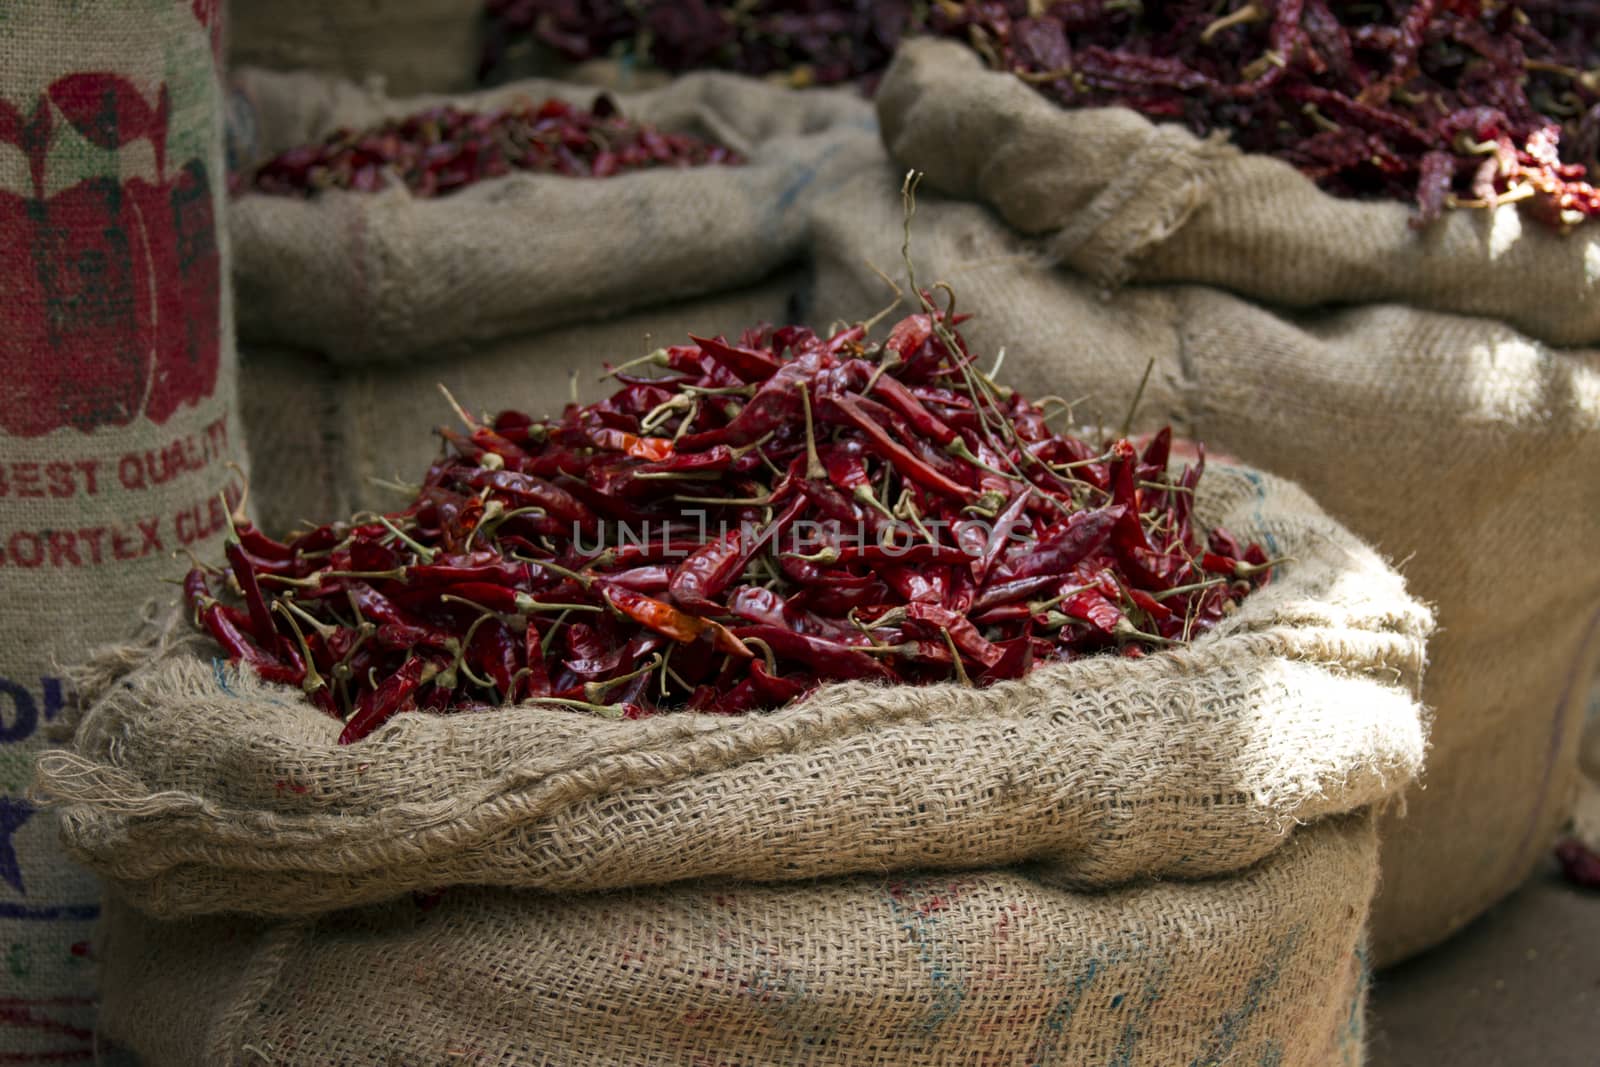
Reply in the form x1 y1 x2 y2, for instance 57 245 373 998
878 38 1600 349
229 66 878 364
36 463 1432 917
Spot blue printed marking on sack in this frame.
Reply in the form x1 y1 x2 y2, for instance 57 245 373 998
1032 953 1102 1063
771 133 868 223
884 879 967 1034
1342 942 1371 1065
1030 937 1147 1067
211 656 235 696
1109 968 1169 1067
738 947 839 1045
0 798 36 895
0 675 68 747
1187 927 1302 1067
1239 469 1283 561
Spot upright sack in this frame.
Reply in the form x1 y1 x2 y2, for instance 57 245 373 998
807 37 1600 963
0 0 242 1057
38 462 1429 1063
224 68 877 529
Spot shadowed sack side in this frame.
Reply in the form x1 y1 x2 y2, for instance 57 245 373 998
826 37 1600 965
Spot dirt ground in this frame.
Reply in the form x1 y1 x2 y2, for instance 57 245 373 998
1368 855 1600 1067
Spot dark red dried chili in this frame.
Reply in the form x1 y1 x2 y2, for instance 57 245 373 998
480 0 912 87
483 2 1600 227
927 0 1600 229
186 296 1273 734
234 95 742 200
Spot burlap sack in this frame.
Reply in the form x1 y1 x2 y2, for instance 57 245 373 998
93 811 1376 1067
810 36 1600 965
0 1 242 1057
239 271 804 532
1585 680 1600 780
37 462 1430 923
224 68 876 529
228 68 875 364
228 0 483 97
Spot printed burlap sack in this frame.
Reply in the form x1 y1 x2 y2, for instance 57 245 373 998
225 68 876 530
37 463 1430 920
806 37 1600 966
0 1 242 1057
93 811 1376 1067
228 0 483 97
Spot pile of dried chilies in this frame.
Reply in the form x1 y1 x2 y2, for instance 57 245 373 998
482 0 1600 227
931 0 1600 227
480 0 912 86
185 296 1273 742
234 94 741 199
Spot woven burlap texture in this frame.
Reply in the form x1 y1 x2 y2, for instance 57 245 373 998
0 1 246 1055
227 67 878 365
96 811 1375 1067
880 38 1600 348
227 0 482 97
37 464 1430 921
833 37 1600 965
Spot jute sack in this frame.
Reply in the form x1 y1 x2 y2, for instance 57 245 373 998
0 1 243 1057
228 0 483 97
93 811 1376 1067
36 462 1430 920
1585 684 1600 780
238 272 805 532
224 67 877 529
811 37 1600 965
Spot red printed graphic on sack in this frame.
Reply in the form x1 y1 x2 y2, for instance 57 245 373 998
192 0 225 66
0 73 221 438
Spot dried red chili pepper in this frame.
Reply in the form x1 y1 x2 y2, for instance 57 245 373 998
668 529 748 615
999 507 1124 582
729 625 895 682
488 2 1600 228
482 1 910 87
187 303 1271 729
339 655 431 744
929 0 1600 229
604 585 751 657
236 96 743 200
183 569 303 687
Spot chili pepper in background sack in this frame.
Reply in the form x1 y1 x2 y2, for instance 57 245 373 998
480 0 912 87
234 95 742 200
183 287 1276 733
481 1 1600 228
